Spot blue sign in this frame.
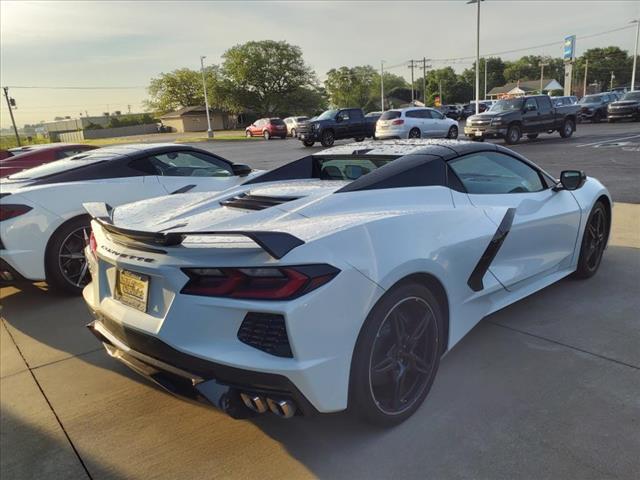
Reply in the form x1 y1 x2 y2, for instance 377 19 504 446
563 35 576 61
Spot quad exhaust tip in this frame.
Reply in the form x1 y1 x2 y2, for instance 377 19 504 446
239 392 297 418
266 397 296 418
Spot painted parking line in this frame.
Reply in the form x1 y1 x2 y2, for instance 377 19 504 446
576 134 640 148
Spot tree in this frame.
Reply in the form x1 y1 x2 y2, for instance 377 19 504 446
575 47 633 91
462 57 506 98
145 68 204 113
221 40 321 116
324 66 407 111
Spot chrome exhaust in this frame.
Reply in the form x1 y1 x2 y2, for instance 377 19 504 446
266 397 296 419
239 393 268 414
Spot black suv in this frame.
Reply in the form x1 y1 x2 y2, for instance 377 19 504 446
577 93 617 123
607 91 640 122
297 108 376 147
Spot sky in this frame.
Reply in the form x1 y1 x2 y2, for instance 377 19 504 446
1 0 639 128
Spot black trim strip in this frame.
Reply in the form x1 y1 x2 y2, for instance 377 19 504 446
170 184 196 194
94 218 304 259
467 208 516 292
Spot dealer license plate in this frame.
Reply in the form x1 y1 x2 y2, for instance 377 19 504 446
115 269 149 312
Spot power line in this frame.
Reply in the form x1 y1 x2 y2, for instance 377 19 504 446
4 85 146 90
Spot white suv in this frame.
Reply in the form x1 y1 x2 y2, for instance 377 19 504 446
375 107 458 140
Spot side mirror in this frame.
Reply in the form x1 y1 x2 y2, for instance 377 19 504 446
335 115 342 123
558 170 586 191
232 164 252 177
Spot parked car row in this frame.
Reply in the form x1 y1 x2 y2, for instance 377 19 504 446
0 143 98 177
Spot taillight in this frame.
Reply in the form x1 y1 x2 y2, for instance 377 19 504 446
0 204 32 222
181 264 340 300
392 119 404 125
89 231 98 258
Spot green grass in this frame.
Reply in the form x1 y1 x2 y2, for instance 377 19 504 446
0 136 50 150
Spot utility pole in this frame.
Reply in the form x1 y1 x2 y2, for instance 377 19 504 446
439 79 443 105
539 61 549 94
467 0 483 114
380 61 385 112
583 58 589 97
408 60 416 103
127 104 131 114
610 71 615 91
631 19 639 91
200 55 213 138
421 58 430 105
3 87 21 147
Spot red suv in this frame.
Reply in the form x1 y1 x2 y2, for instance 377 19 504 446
0 143 98 177
245 118 287 140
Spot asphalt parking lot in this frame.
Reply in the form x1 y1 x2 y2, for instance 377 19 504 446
1 121 639 480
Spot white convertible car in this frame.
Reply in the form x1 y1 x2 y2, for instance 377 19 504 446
0 144 260 293
83 140 611 426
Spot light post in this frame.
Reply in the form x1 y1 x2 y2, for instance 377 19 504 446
539 61 549 94
380 61 385 112
583 58 589 97
484 57 488 100
200 55 213 139
631 19 639 91
467 0 483 114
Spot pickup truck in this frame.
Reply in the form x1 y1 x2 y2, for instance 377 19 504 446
464 95 579 144
297 108 376 147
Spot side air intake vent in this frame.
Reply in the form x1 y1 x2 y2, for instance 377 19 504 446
238 313 293 358
220 193 299 211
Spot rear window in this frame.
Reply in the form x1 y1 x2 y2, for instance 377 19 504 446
380 111 401 120
622 91 640 101
295 117 308 122
314 155 398 181
270 119 285 125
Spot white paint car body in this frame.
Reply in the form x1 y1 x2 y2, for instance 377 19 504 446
0 143 261 292
376 107 459 140
83 139 611 425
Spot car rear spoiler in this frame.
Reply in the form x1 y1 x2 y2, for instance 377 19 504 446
83 202 305 260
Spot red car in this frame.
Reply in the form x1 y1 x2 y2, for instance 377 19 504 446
0 143 98 177
245 118 287 140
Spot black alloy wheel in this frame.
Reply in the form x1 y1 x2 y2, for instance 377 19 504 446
447 126 458 139
574 201 608 279
320 130 335 147
408 128 421 139
46 216 93 294
559 119 575 138
505 124 521 144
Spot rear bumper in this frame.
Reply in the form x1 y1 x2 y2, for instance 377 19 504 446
87 316 318 418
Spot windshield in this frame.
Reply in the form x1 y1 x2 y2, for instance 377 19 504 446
380 110 401 120
7 154 107 180
579 95 604 104
622 91 640 101
315 110 338 121
489 99 523 113
295 116 308 122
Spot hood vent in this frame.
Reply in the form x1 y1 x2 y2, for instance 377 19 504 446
220 193 300 211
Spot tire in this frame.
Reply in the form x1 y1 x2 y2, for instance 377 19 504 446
526 133 539 140
245 130 252 138
559 119 575 138
303 140 315 147
446 126 458 139
320 130 335 147
290 128 296 137
354 136 365 142
592 111 602 123
280 136 286 140
350 281 444 427
45 216 92 295
608 118 616 123
263 130 271 140
505 124 521 145
470 136 485 142
408 128 421 139
574 201 609 279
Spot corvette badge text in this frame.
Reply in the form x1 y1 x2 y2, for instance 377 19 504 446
100 245 154 263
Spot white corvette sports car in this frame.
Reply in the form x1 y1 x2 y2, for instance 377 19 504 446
83 139 611 426
0 144 260 293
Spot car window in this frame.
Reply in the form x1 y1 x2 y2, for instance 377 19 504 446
380 111 401 120
56 148 89 160
314 156 396 180
350 109 363 120
143 151 233 177
429 109 445 119
524 98 538 112
537 96 552 113
405 110 421 118
338 110 351 121
449 152 545 194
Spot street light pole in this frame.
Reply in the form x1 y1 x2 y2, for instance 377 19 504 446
583 58 589 97
467 0 483 114
610 71 615 91
200 56 213 139
631 19 639 91
484 57 488 100
380 61 385 112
